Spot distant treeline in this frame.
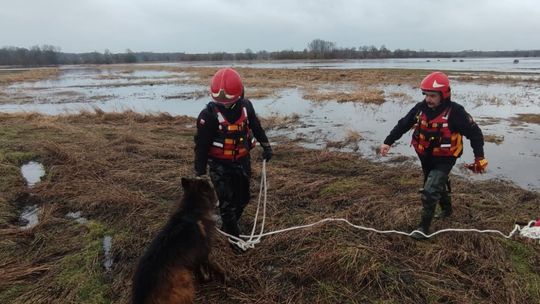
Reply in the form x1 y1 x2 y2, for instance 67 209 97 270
2 39 540 66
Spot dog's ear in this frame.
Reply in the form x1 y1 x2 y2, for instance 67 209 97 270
181 177 191 191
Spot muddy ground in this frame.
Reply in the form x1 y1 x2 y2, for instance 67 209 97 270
0 111 539 303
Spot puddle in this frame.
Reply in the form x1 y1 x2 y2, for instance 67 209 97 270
20 204 39 229
66 211 88 224
20 161 45 187
103 235 113 271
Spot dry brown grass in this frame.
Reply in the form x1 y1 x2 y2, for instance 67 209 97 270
0 112 539 303
0 68 60 85
261 113 302 130
164 90 209 100
303 87 385 104
484 134 505 145
178 66 424 89
325 130 363 151
514 113 540 124
388 92 414 103
477 116 504 126
454 72 540 85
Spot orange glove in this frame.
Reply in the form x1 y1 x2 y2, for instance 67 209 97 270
465 157 488 173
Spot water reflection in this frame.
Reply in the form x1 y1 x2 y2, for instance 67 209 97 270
20 205 39 230
66 211 88 224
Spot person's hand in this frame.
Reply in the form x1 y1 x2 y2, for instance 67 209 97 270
465 157 488 174
379 144 391 156
262 146 273 162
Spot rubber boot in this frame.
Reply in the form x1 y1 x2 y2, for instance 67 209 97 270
222 220 240 239
435 192 453 219
412 169 446 240
219 200 245 254
435 180 452 219
222 220 245 254
411 212 433 240
410 227 428 240
411 194 437 240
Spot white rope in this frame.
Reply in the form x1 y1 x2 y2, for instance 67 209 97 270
245 159 267 245
217 160 268 251
217 162 540 251
520 223 540 242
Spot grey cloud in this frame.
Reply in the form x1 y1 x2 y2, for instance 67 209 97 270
0 0 539 53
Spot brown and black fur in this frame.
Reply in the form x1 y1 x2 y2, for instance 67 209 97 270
132 177 223 304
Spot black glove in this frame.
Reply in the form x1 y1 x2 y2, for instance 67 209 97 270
262 146 273 161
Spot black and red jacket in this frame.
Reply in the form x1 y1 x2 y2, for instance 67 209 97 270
384 100 484 164
194 98 269 175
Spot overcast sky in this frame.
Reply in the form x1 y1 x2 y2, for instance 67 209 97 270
1 0 539 53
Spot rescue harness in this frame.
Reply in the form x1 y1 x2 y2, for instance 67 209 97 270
411 106 463 157
208 103 256 160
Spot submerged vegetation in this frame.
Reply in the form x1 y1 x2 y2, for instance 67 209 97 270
514 113 540 125
484 134 505 145
0 111 539 303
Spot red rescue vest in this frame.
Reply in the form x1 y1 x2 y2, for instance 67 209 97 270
411 107 463 158
208 104 256 160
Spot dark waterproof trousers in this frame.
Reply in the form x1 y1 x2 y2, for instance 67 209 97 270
208 157 251 238
418 160 453 231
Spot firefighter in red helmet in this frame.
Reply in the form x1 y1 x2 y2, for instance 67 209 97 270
380 71 487 240
194 68 272 252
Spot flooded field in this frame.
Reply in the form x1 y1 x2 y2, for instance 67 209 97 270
1 63 539 190
147 57 540 73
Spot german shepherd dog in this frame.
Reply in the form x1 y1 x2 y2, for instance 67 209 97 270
132 177 224 304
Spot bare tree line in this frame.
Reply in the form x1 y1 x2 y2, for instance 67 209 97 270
1 40 539 66
0 45 61 66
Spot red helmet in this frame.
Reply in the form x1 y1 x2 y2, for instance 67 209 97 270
420 71 451 99
210 68 243 105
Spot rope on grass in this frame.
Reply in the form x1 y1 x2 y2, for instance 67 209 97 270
217 161 540 251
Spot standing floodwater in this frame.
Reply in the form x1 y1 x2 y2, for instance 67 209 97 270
21 161 45 187
18 161 46 229
66 211 88 224
19 205 39 230
103 235 113 271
